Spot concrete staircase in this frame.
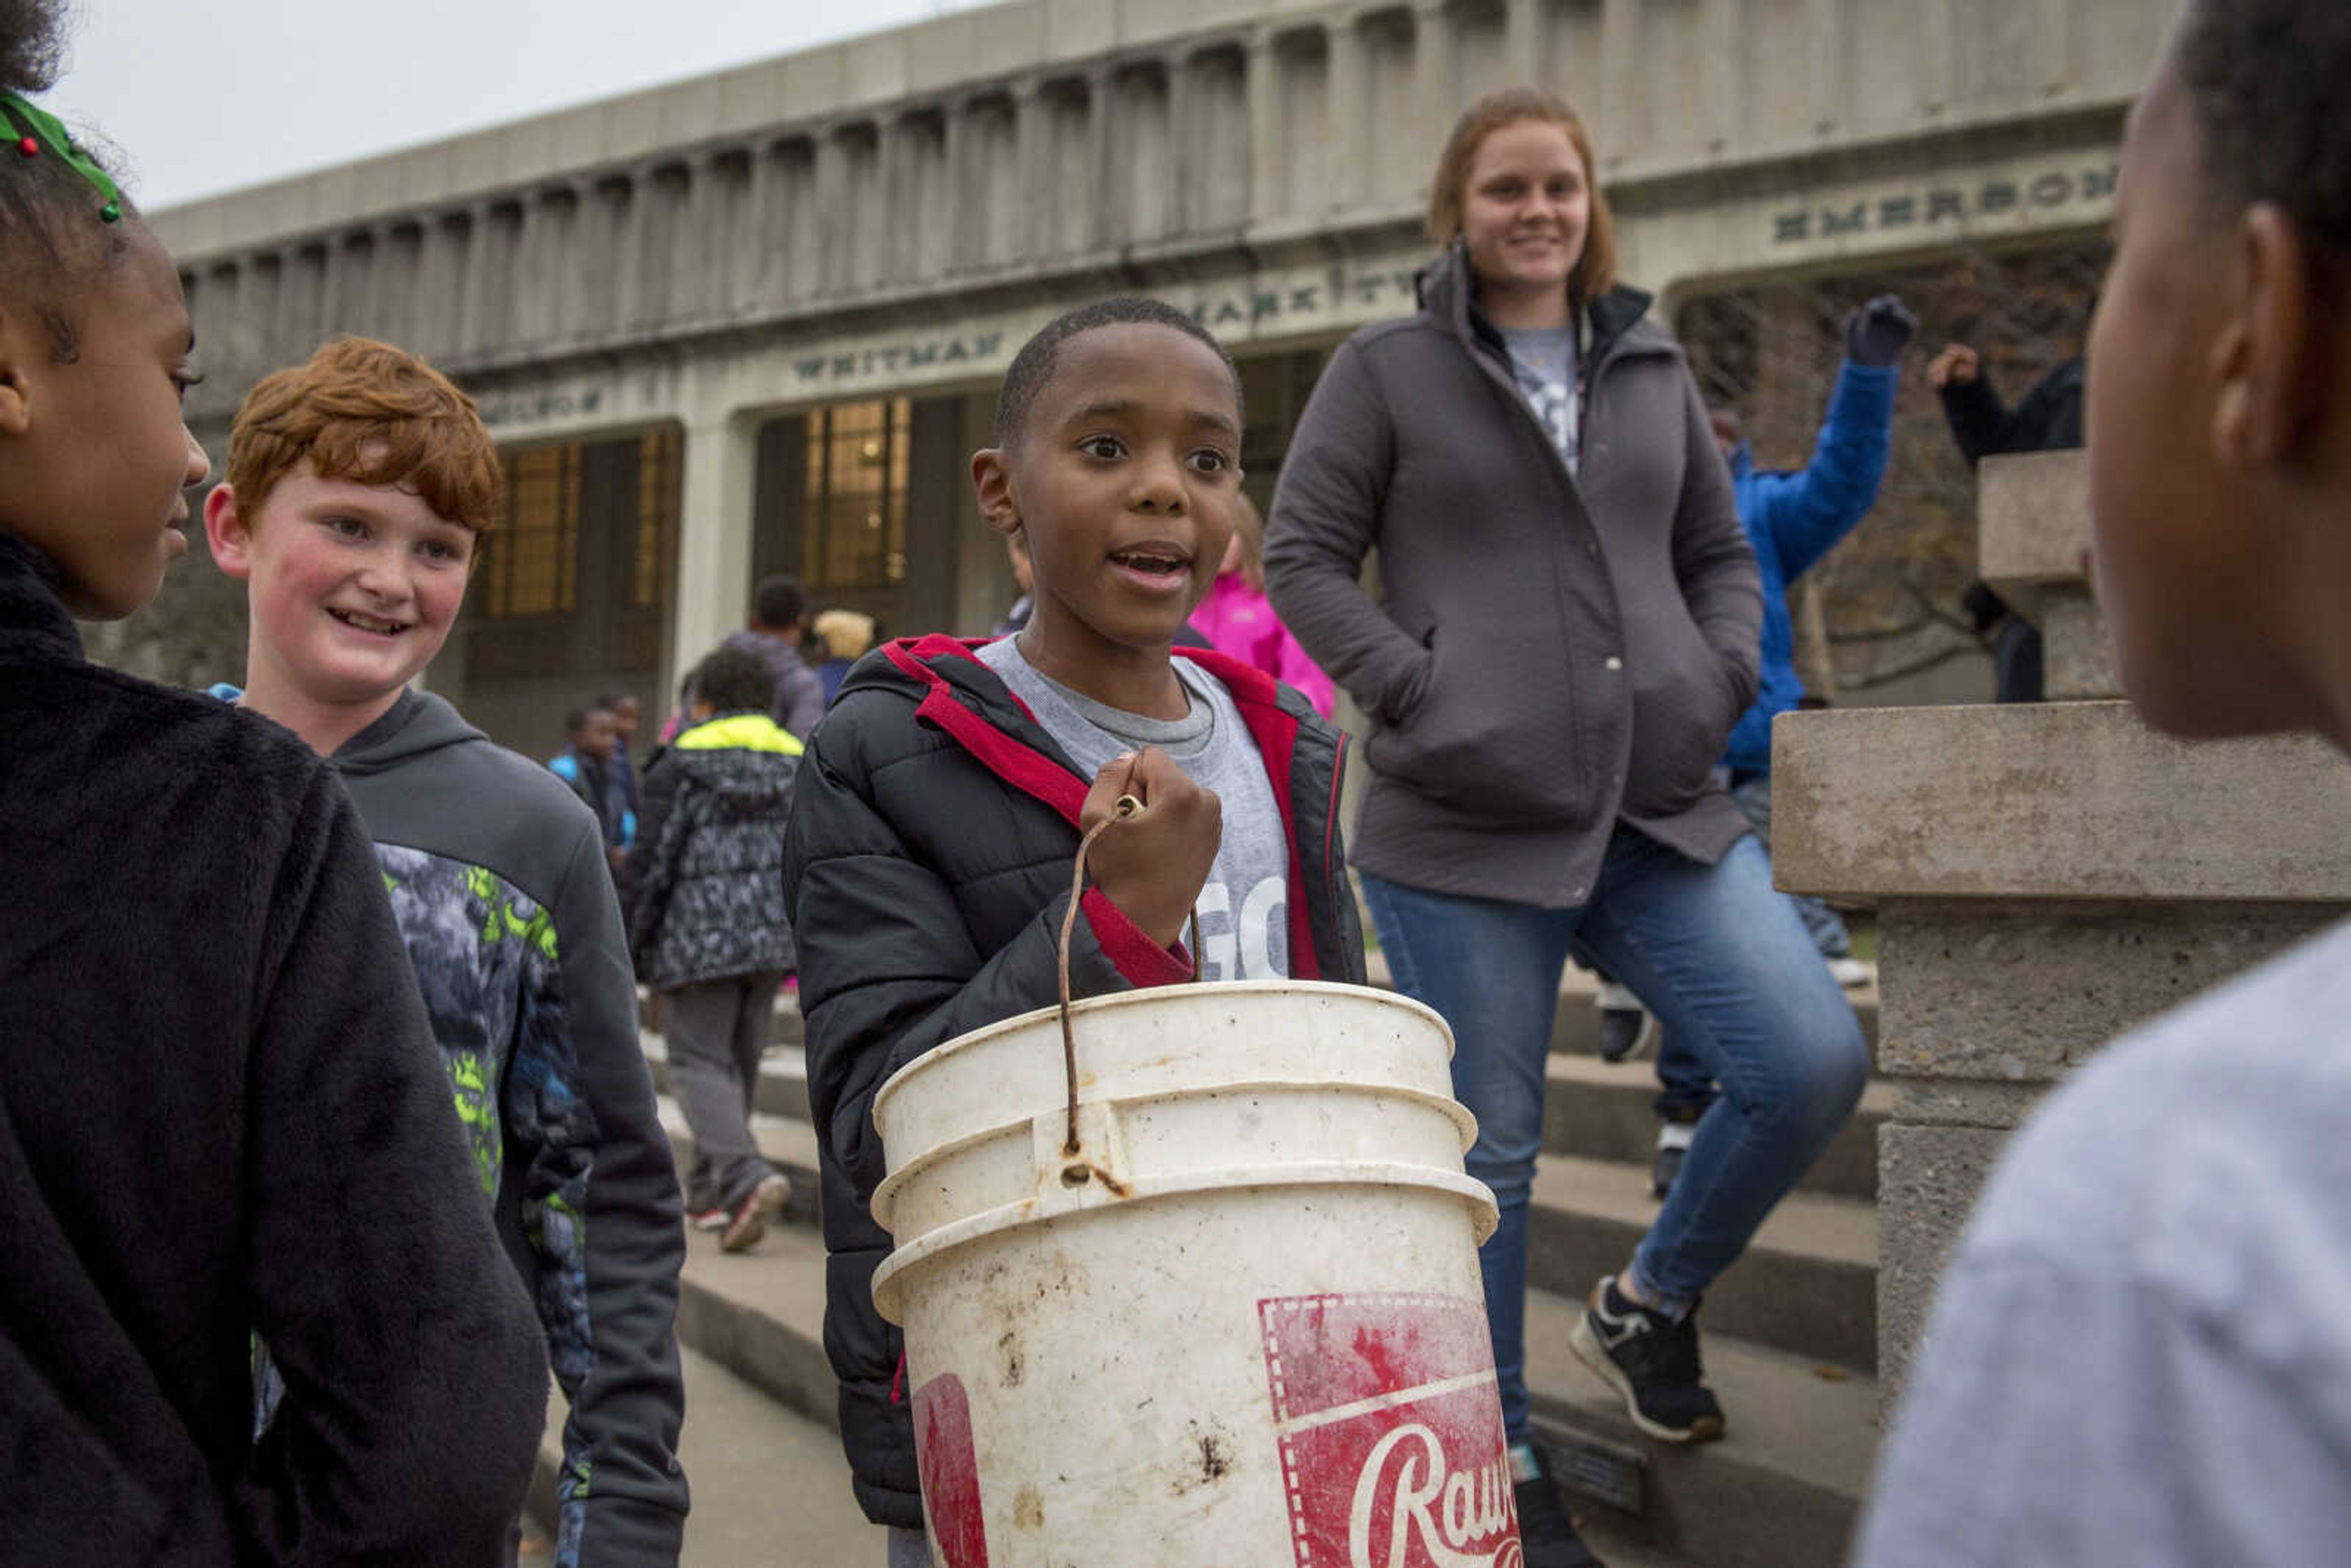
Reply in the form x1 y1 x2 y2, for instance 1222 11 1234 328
620 972 1886 1568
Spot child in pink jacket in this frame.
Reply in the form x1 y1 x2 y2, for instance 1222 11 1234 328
1193 495 1337 718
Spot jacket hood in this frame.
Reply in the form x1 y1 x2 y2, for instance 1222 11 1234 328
328 688 486 776
1414 241 1657 367
669 710 801 809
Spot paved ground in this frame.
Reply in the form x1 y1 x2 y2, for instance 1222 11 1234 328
522 1347 1691 1568
520 1345 890 1567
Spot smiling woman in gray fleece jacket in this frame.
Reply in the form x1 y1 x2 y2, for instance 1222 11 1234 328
1265 86 1869 1567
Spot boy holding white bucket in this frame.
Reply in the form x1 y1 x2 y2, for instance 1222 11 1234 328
782 296 1368 1563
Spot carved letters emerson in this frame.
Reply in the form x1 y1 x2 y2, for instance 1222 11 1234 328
1773 163 2118 245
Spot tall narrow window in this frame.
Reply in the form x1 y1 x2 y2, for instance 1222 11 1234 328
801 398 911 591
632 426 680 609
487 443 579 617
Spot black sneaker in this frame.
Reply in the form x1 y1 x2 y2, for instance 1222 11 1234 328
1510 1441 1604 1568
1650 1118 1694 1199
1569 1277 1727 1444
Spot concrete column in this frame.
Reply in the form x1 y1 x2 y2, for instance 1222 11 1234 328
1596 0 1637 163
1415 1 1457 159
457 203 497 357
669 408 759 689
1804 0 1840 135
1921 0 1957 115
942 97 974 271
675 156 723 323
1977 451 2114 699
1245 35 1284 223
1011 78 1049 262
1084 68 1116 251
1324 18 1367 213
2037 0 2077 96
1774 448 2351 1402
1504 0 1542 78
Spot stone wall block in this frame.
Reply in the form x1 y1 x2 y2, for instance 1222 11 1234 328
1874 901 2339 1085
1877 1122 2012 1399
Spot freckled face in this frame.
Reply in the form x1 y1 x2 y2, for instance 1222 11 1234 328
212 461 476 707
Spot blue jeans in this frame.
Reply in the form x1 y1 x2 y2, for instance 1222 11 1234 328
1652 773 1850 1120
1362 829 1868 1441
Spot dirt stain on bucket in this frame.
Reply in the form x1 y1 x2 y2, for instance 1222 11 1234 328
997 1330 1024 1388
1013 1485 1045 1531
1169 1420 1237 1498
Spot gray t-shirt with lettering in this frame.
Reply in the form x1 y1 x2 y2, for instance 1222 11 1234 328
977 637 1291 981
1853 915 2351 1568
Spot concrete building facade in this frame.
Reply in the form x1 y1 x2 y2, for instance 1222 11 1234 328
140 0 2177 751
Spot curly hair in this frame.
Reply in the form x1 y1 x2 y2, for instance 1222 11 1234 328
0 0 137 361
226 337 504 536
2175 0 2351 257
992 295 1242 448
688 643 779 717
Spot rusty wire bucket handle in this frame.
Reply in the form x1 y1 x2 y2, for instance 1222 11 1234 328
1056 794 1201 1158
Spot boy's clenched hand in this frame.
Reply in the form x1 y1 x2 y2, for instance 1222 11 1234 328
1079 748 1221 951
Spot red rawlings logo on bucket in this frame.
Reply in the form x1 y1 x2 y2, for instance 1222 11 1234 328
1261 1294 1523 1568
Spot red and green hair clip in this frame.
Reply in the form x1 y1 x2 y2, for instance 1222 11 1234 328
1 89 122 223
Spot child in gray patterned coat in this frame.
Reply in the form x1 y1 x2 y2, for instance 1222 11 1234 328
621 641 802 1251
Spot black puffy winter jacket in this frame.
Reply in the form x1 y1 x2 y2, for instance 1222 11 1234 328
620 710 802 989
781 635 1366 1528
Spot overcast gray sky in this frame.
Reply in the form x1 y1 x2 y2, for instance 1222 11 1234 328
50 0 996 212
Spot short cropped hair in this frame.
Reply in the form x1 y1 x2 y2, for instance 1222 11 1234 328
992 296 1243 448
689 643 779 716
751 574 808 630
226 337 503 534
1426 88 1618 305
2176 0 2351 257
563 707 604 741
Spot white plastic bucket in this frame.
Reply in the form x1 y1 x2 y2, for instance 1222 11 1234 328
870 980 1521 1568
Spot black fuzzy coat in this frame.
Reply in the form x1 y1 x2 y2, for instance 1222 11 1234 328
782 636 1365 1529
0 538 547 1566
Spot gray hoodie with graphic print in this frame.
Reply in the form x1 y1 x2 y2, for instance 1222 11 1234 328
331 689 689 1568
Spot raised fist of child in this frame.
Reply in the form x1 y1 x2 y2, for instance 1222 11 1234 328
1845 294 1918 367
1080 748 1222 951
1927 343 1981 389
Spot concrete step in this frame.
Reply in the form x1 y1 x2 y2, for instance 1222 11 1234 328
645 1037 1889 1202
1527 1154 1878 1374
656 1082 1878 1375
657 1208 1853 1568
527 1343 888 1567
636 962 1878 1063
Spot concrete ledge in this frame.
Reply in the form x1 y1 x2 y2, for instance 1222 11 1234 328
1876 1123 2011 1397
1877 900 2339 1087
1772 702 2351 901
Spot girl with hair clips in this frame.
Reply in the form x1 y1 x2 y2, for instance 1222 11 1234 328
1265 88 1869 1568
0 2 547 1560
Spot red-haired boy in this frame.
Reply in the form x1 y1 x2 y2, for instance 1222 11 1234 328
206 337 689 1568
